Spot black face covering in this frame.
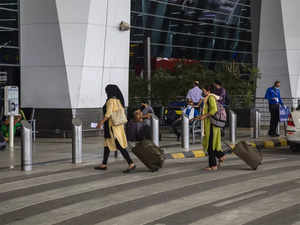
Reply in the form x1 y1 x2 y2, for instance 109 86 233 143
105 84 125 107
103 84 125 138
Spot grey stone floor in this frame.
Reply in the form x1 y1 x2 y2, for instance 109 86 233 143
0 148 299 225
0 127 274 170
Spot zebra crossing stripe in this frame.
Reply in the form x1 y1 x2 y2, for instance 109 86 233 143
94 169 300 225
0 157 296 225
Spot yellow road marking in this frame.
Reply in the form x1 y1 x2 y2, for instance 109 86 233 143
264 140 275 149
248 142 257 148
171 153 185 159
279 138 288 147
192 150 206 158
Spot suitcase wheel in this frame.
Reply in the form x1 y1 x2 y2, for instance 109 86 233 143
150 168 159 172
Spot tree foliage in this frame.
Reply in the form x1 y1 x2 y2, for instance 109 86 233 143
129 62 260 108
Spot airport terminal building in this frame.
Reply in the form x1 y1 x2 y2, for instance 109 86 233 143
0 0 299 134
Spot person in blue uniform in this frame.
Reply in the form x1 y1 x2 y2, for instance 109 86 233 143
264 81 283 136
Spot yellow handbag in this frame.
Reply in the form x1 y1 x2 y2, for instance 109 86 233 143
111 107 128 126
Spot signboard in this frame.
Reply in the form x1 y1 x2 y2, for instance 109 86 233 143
4 86 19 116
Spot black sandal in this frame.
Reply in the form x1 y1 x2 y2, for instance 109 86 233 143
94 166 107 170
123 165 136 173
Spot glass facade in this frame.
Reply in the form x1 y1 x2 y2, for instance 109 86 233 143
0 0 253 85
130 0 252 70
0 0 19 85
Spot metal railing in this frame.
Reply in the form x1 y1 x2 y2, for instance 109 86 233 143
255 97 298 126
130 95 300 127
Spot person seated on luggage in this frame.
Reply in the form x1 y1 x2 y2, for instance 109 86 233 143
1 114 23 142
133 109 143 122
126 109 151 142
172 99 200 141
140 102 154 125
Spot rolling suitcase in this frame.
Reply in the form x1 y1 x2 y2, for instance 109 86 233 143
234 141 263 170
132 140 164 172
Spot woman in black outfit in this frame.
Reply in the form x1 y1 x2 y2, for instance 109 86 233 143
94 84 136 173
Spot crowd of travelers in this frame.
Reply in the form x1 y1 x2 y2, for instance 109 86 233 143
0 80 283 172
95 80 229 172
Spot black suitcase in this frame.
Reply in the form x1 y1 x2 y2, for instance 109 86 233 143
132 140 164 172
234 141 263 170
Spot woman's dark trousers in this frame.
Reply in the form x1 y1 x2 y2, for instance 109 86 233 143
102 140 133 165
207 125 224 167
269 103 280 135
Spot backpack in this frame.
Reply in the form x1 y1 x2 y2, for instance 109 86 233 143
209 97 227 128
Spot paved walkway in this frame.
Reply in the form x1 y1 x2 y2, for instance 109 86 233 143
0 148 299 225
0 127 285 171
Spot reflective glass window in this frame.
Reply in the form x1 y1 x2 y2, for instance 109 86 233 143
130 0 253 70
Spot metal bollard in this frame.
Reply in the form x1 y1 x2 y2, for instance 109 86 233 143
253 110 261 138
151 115 160 147
72 118 82 164
276 123 280 136
21 121 32 171
229 110 237 144
9 115 14 149
145 117 151 127
181 114 190 151
32 119 36 142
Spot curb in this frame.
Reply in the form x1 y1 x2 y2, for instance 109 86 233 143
164 138 288 160
164 144 234 160
248 138 288 149
165 150 206 160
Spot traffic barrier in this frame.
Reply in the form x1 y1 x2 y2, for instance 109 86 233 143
229 110 237 144
181 114 190 151
253 109 261 139
151 115 160 147
21 120 32 171
72 118 82 164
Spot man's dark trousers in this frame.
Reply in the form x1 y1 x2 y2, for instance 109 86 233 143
269 103 280 135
